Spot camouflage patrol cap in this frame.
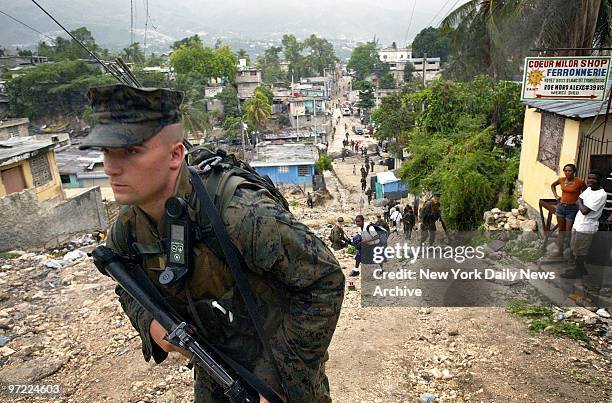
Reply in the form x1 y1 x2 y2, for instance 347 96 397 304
79 84 183 149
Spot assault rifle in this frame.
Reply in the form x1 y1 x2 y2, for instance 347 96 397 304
92 246 282 403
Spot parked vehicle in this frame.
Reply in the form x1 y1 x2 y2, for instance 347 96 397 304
341 107 351 116
352 126 364 135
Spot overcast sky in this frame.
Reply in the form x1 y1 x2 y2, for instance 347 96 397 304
0 0 470 49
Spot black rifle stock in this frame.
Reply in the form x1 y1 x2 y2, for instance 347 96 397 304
92 246 260 403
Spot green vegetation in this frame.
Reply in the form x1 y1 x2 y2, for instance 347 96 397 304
380 76 524 230
0 252 22 259
347 41 388 80
411 27 452 61
5 60 114 120
243 90 272 133
440 1 612 81
507 300 591 346
277 34 338 82
315 155 333 174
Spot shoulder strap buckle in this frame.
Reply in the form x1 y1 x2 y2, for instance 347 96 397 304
197 156 223 174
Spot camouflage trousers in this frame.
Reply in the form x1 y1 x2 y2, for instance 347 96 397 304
194 364 333 402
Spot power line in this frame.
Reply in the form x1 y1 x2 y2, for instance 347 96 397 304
29 0 140 86
402 0 417 46
425 0 453 28
437 0 463 27
0 9 56 42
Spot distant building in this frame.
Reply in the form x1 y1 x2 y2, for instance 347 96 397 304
0 118 30 140
235 68 262 99
378 47 412 63
287 96 330 131
518 97 612 220
0 137 63 201
250 142 318 186
54 146 108 189
377 47 442 84
0 55 48 73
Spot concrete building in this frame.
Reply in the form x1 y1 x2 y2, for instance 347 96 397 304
518 98 612 224
54 146 108 189
0 137 64 201
235 68 262 99
0 118 30 140
378 47 412 63
250 142 318 186
288 96 329 131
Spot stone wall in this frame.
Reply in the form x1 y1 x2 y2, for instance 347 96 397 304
0 187 107 252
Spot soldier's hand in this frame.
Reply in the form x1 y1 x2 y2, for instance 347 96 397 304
259 392 286 403
150 320 193 359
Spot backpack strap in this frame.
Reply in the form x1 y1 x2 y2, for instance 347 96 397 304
188 166 289 401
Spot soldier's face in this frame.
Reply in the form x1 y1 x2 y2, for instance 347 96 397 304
102 128 183 209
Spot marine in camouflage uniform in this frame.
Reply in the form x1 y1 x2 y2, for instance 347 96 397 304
329 217 351 250
81 84 345 402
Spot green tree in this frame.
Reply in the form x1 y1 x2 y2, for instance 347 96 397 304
378 73 395 89
394 77 524 229
254 85 274 104
411 27 452 61
347 41 388 80
441 0 612 80
243 91 271 133
215 85 241 118
133 68 168 87
237 49 250 65
221 116 242 140
256 46 285 83
171 35 202 50
5 60 114 120
213 44 238 83
144 52 165 67
303 34 338 76
315 154 333 174
37 27 108 61
403 62 416 82
282 34 308 80
180 98 213 140
121 42 145 64
170 43 219 79
356 81 375 111
371 87 415 141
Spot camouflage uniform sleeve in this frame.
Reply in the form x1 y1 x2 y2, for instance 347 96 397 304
225 187 345 402
106 221 168 365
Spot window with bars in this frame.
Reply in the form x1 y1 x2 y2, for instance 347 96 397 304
537 112 564 172
30 153 52 186
298 165 310 176
278 166 289 174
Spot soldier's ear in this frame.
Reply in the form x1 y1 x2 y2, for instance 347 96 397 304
169 142 185 169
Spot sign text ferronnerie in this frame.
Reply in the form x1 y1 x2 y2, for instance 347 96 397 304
521 56 611 101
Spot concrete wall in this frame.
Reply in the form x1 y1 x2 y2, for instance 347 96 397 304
0 120 29 140
0 150 64 201
0 186 107 251
518 106 581 215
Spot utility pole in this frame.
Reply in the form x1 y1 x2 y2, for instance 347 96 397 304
313 98 317 142
422 52 427 87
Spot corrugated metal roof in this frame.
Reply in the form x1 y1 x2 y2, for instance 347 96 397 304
523 85 612 119
0 137 54 166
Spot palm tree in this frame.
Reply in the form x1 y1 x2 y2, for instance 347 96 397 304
441 0 612 80
243 91 272 139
